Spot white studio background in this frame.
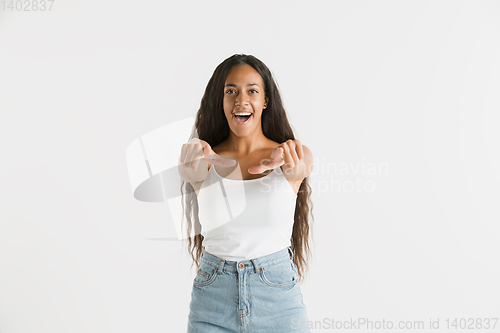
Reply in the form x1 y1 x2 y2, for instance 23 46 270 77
1 0 499 332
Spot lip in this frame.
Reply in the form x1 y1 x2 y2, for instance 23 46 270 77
232 110 253 115
233 113 252 125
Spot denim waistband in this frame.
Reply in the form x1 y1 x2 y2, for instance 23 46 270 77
200 247 294 274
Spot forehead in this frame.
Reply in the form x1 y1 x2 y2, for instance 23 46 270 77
224 65 263 85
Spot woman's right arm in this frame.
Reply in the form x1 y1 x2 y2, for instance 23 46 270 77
178 138 210 183
178 138 236 183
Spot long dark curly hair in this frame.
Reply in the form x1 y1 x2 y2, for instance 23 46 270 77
180 53 314 283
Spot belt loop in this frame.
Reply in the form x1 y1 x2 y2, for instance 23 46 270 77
288 246 294 261
251 258 261 273
217 258 225 274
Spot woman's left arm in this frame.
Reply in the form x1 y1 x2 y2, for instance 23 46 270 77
279 139 314 181
248 139 314 181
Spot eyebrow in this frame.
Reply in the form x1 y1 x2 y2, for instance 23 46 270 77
224 83 260 88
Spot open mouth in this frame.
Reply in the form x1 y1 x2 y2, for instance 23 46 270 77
233 113 252 124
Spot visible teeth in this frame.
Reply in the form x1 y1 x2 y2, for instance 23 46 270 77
234 112 252 116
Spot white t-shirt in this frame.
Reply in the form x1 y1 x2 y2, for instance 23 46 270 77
196 163 298 261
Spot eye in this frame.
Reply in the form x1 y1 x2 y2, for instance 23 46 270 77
225 89 258 94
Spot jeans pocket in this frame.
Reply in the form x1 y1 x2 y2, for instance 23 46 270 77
193 261 219 288
260 259 297 288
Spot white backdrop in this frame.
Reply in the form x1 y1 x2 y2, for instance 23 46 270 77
1 0 499 332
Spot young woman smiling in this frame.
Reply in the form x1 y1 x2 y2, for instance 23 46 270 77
178 54 314 332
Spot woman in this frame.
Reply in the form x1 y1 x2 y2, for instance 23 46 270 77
178 54 314 332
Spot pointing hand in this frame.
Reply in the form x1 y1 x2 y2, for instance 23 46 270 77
179 138 237 172
248 139 304 175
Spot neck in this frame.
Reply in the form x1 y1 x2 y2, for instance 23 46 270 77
226 130 269 155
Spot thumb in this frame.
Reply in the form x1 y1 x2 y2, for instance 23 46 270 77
204 144 237 167
203 143 213 156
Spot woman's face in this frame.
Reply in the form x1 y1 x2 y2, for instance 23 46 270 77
223 64 268 135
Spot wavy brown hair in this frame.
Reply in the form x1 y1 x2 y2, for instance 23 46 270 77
180 54 314 283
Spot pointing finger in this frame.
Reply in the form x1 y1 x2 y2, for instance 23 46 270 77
204 144 237 167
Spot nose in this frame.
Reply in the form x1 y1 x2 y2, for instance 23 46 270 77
235 93 249 107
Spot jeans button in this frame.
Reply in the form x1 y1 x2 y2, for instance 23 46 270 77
238 263 244 268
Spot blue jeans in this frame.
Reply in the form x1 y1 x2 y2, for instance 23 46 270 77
187 246 311 332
